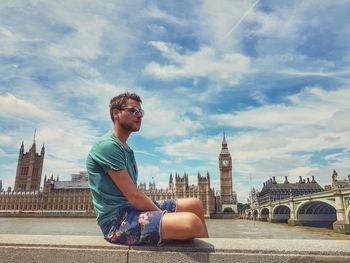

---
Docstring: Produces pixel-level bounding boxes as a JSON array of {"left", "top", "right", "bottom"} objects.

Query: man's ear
[{"left": 112, "top": 109, "right": 119, "bottom": 122}]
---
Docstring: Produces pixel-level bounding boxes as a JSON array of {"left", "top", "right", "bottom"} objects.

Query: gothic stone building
[
  {"left": 0, "top": 135, "right": 237, "bottom": 216},
  {"left": 256, "top": 175, "right": 324, "bottom": 205},
  {"left": 139, "top": 172, "right": 216, "bottom": 216},
  {"left": 0, "top": 139, "right": 94, "bottom": 214},
  {"left": 218, "top": 134, "right": 237, "bottom": 212},
  {"left": 14, "top": 140, "right": 44, "bottom": 192},
  {"left": 139, "top": 134, "right": 238, "bottom": 214},
  {"left": 331, "top": 170, "right": 350, "bottom": 189}
]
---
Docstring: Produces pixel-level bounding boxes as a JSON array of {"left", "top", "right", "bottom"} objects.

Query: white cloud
[
  {"left": 287, "top": 166, "right": 317, "bottom": 183},
  {"left": 157, "top": 136, "right": 220, "bottom": 161},
  {"left": 38, "top": 125, "right": 95, "bottom": 160},
  {"left": 43, "top": 158, "right": 84, "bottom": 181},
  {"left": 0, "top": 134, "right": 12, "bottom": 145},
  {"left": 251, "top": 5, "right": 301, "bottom": 39},
  {"left": 55, "top": 78, "right": 127, "bottom": 121},
  {"left": 251, "top": 90, "right": 268, "bottom": 105},
  {"left": 207, "top": 86, "right": 350, "bottom": 173},
  {"left": 174, "top": 83, "right": 228, "bottom": 102},
  {"left": 144, "top": 43, "right": 251, "bottom": 85},
  {"left": 294, "top": 165, "right": 347, "bottom": 189},
  {"left": 0, "top": 26, "right": 28, "bottom": 56},
  {"left": 0, "top": 162, "right": 17, "bottom": 190},
  {"left": 0, "top": 93, "right": 50, "bottom": 120},
  {"left": 146, "top": 24, "right": 166, "bottom": 34},
  {"left": 47, "top": 16, "right": 108, "bottom": 60},
  {"left": 199, "top": 0, "right": 258, "bottom": 48},
  {"left": 210, "top": 86, "right": 350, "bottom": 131},
  {"left": 0, "top": 148, "right": 6, "bottom": 157},
  {"left": 142, "top": 5, "right": 184, "bottom": 26},
  {"left": 134, "top": 150, "right": 156, "bottom": 157},
  {"left": 137, "top": 164, "right": 169, "bottom": 189},
  {"left": 209, "top": 104, "right": 329, "bottom": 128},
  {"left": 140, "top": 91, "right": 204, "bottom": 138},
  {"left": 195, "top": 0, "right": 350, "bottom": 82},
  {"left": 324, "top": 152, "right": 343, "bottom": 161}
]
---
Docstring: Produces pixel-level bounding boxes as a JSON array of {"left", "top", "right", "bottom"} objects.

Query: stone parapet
[{"left": 0, "top": 234, "right": 350, "bottom": 263}]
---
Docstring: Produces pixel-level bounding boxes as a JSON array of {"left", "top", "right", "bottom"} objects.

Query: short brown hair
[{"left": 109, "top": 92, "right": 142, "bottom": 122}]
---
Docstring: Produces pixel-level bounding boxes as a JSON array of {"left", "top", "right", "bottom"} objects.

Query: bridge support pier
[
  {"left": 333, "top": 221, "right": 350, "bottom": 234},
  {"left": 266, "top": 204, "right": 273, "bottom": 222},
  {"left": 333, "top": 189, "right": 350, "bottom": 234},
  {"left": 287, "top": 218, "right": 299, "bottom": 226}
]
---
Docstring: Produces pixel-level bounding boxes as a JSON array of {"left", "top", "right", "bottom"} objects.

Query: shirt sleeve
[{"left": 90, "top": 139, "right": 127, "bottom": 174}]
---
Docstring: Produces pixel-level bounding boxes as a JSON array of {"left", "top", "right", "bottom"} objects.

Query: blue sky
[{"left": 1, "top": 1, "right": 350, "bottom": 202}]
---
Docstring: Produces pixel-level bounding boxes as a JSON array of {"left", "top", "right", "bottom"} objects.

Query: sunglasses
[{"left": 121, "top": 107, "right": 145, "bottom": 117}]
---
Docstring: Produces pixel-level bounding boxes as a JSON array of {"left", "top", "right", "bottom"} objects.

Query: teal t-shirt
[{"left": 86, "top": 130, "right": 138, "bottom": 226}]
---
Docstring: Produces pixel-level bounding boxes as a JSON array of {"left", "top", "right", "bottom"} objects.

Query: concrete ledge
[{"left": 1, "top": 234, "right": 350, "bottom": 263}]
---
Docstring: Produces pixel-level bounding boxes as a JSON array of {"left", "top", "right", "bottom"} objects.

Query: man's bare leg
[
  {"left": 161, "top": 212, "right": 205, "bottom": 241},
  {"left": 176, "top": 198, "right": 209, "bottom": 238}
]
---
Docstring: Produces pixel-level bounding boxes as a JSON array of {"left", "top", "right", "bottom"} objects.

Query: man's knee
[
  {"left": 177, "top": 198, "right": 205, "bottom": 217},
  {"left": 183, "top": 213, "right": 203, "bottom": 236},
  {"left": 188, "top": 198, "right": 204, "bottom": 212},
  {"left": 193, "top": 198, "right": 203, "bottom": 208}
]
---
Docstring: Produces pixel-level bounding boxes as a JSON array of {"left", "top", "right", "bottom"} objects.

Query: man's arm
[{"left": 109, "top": 169, "right": 160, "bottom": 211}]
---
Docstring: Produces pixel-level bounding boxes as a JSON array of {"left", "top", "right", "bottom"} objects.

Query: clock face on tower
[{"left": 222, "top": 160, "right": 229, "bottom": 167}]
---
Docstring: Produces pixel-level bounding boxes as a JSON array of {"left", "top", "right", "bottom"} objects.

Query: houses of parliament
[{"left": 0, "top": 134, "right": 237, "bottom": 217}]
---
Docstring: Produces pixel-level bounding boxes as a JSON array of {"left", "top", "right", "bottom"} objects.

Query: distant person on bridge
[{"left": 86, "top": 92, "right": 208, "bottom": 245}]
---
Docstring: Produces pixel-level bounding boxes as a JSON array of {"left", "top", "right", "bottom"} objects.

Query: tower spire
[
  {"left": 220, "top": 132, "right": 229, "bottom": 154},
  {"left": 222, "top": 131, "right": 227, "bottom": 145},
  {"left": 30, "top": 129, "right": 37, "bottom": 153},
  {"left": 33, "top": 129, "right": 36, "bottom": 144}
]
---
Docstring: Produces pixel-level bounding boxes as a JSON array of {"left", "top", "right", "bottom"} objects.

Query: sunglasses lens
[
  {"left": 130, "top": 108, "right": 138, "bottom": 114},
  {"left": 129, "top": 108, "right": 144, "bottom": 117}
]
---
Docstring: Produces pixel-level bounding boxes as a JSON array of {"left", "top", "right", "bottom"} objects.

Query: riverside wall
[{"left": 0, "top": 234, "right": 350, "bottom": 263}]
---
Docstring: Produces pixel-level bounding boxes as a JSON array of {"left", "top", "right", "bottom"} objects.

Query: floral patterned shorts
[{"left": 101, "top": 199, "right": 176, "bottom": 246}]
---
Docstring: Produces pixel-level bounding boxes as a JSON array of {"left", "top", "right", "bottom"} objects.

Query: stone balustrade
[{"left": 1, "top": 234, "right": 350, "bottom": 262}]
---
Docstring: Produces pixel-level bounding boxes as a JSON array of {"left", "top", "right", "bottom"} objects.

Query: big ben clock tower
[{"left": 219, "top": 133, "right": 237, "bottom": 212}]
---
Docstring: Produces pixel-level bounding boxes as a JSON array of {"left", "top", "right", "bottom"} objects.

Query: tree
[
  {"left": 237, "top": 203, "right": 251, "bottom": 213},
  {"left": 223, "top": 207, "right": 234, "bottom": 213}
]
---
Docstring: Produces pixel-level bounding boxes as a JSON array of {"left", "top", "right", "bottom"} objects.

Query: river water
[{"left": 1, "top": 217, "right": 350, "bottom": 240}]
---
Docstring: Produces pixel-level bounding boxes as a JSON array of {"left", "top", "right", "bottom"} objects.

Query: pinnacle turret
[
  {"left": 220, "top": 133, "right": 230, "bottom": 155},
  {"left": 31, "top": 129, "right": 37, "bottom": 152},
  {"left": 41, "top": 144, "right": 45, "bottom": 155},
  {"left": 19, "top": 141, "right": 24, "bottom": 157}
]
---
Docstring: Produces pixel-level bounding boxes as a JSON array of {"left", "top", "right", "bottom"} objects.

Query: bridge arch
[
  {"left": 260, "top": 208, "right": 269, "bottom": 221},
  {"left": 295, "top": 200, "right": 336, "bottom": 227},
  {"left": 272, "top": 204, "right": 291, "bottom": 215},
  {"left": 272, "top": 205, "right": 290, "bottom": 223},
  {"left": 296, "top": 199, "right": 336, "bottom": 214}
]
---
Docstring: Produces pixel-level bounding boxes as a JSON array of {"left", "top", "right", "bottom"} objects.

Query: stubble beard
[{"left": 120, "top": 120, "right": 141, "bottom": 132}]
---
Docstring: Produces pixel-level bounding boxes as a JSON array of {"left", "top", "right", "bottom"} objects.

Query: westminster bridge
[{"left": 245, "top": 187, "right": 350, "bottom": 234}]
